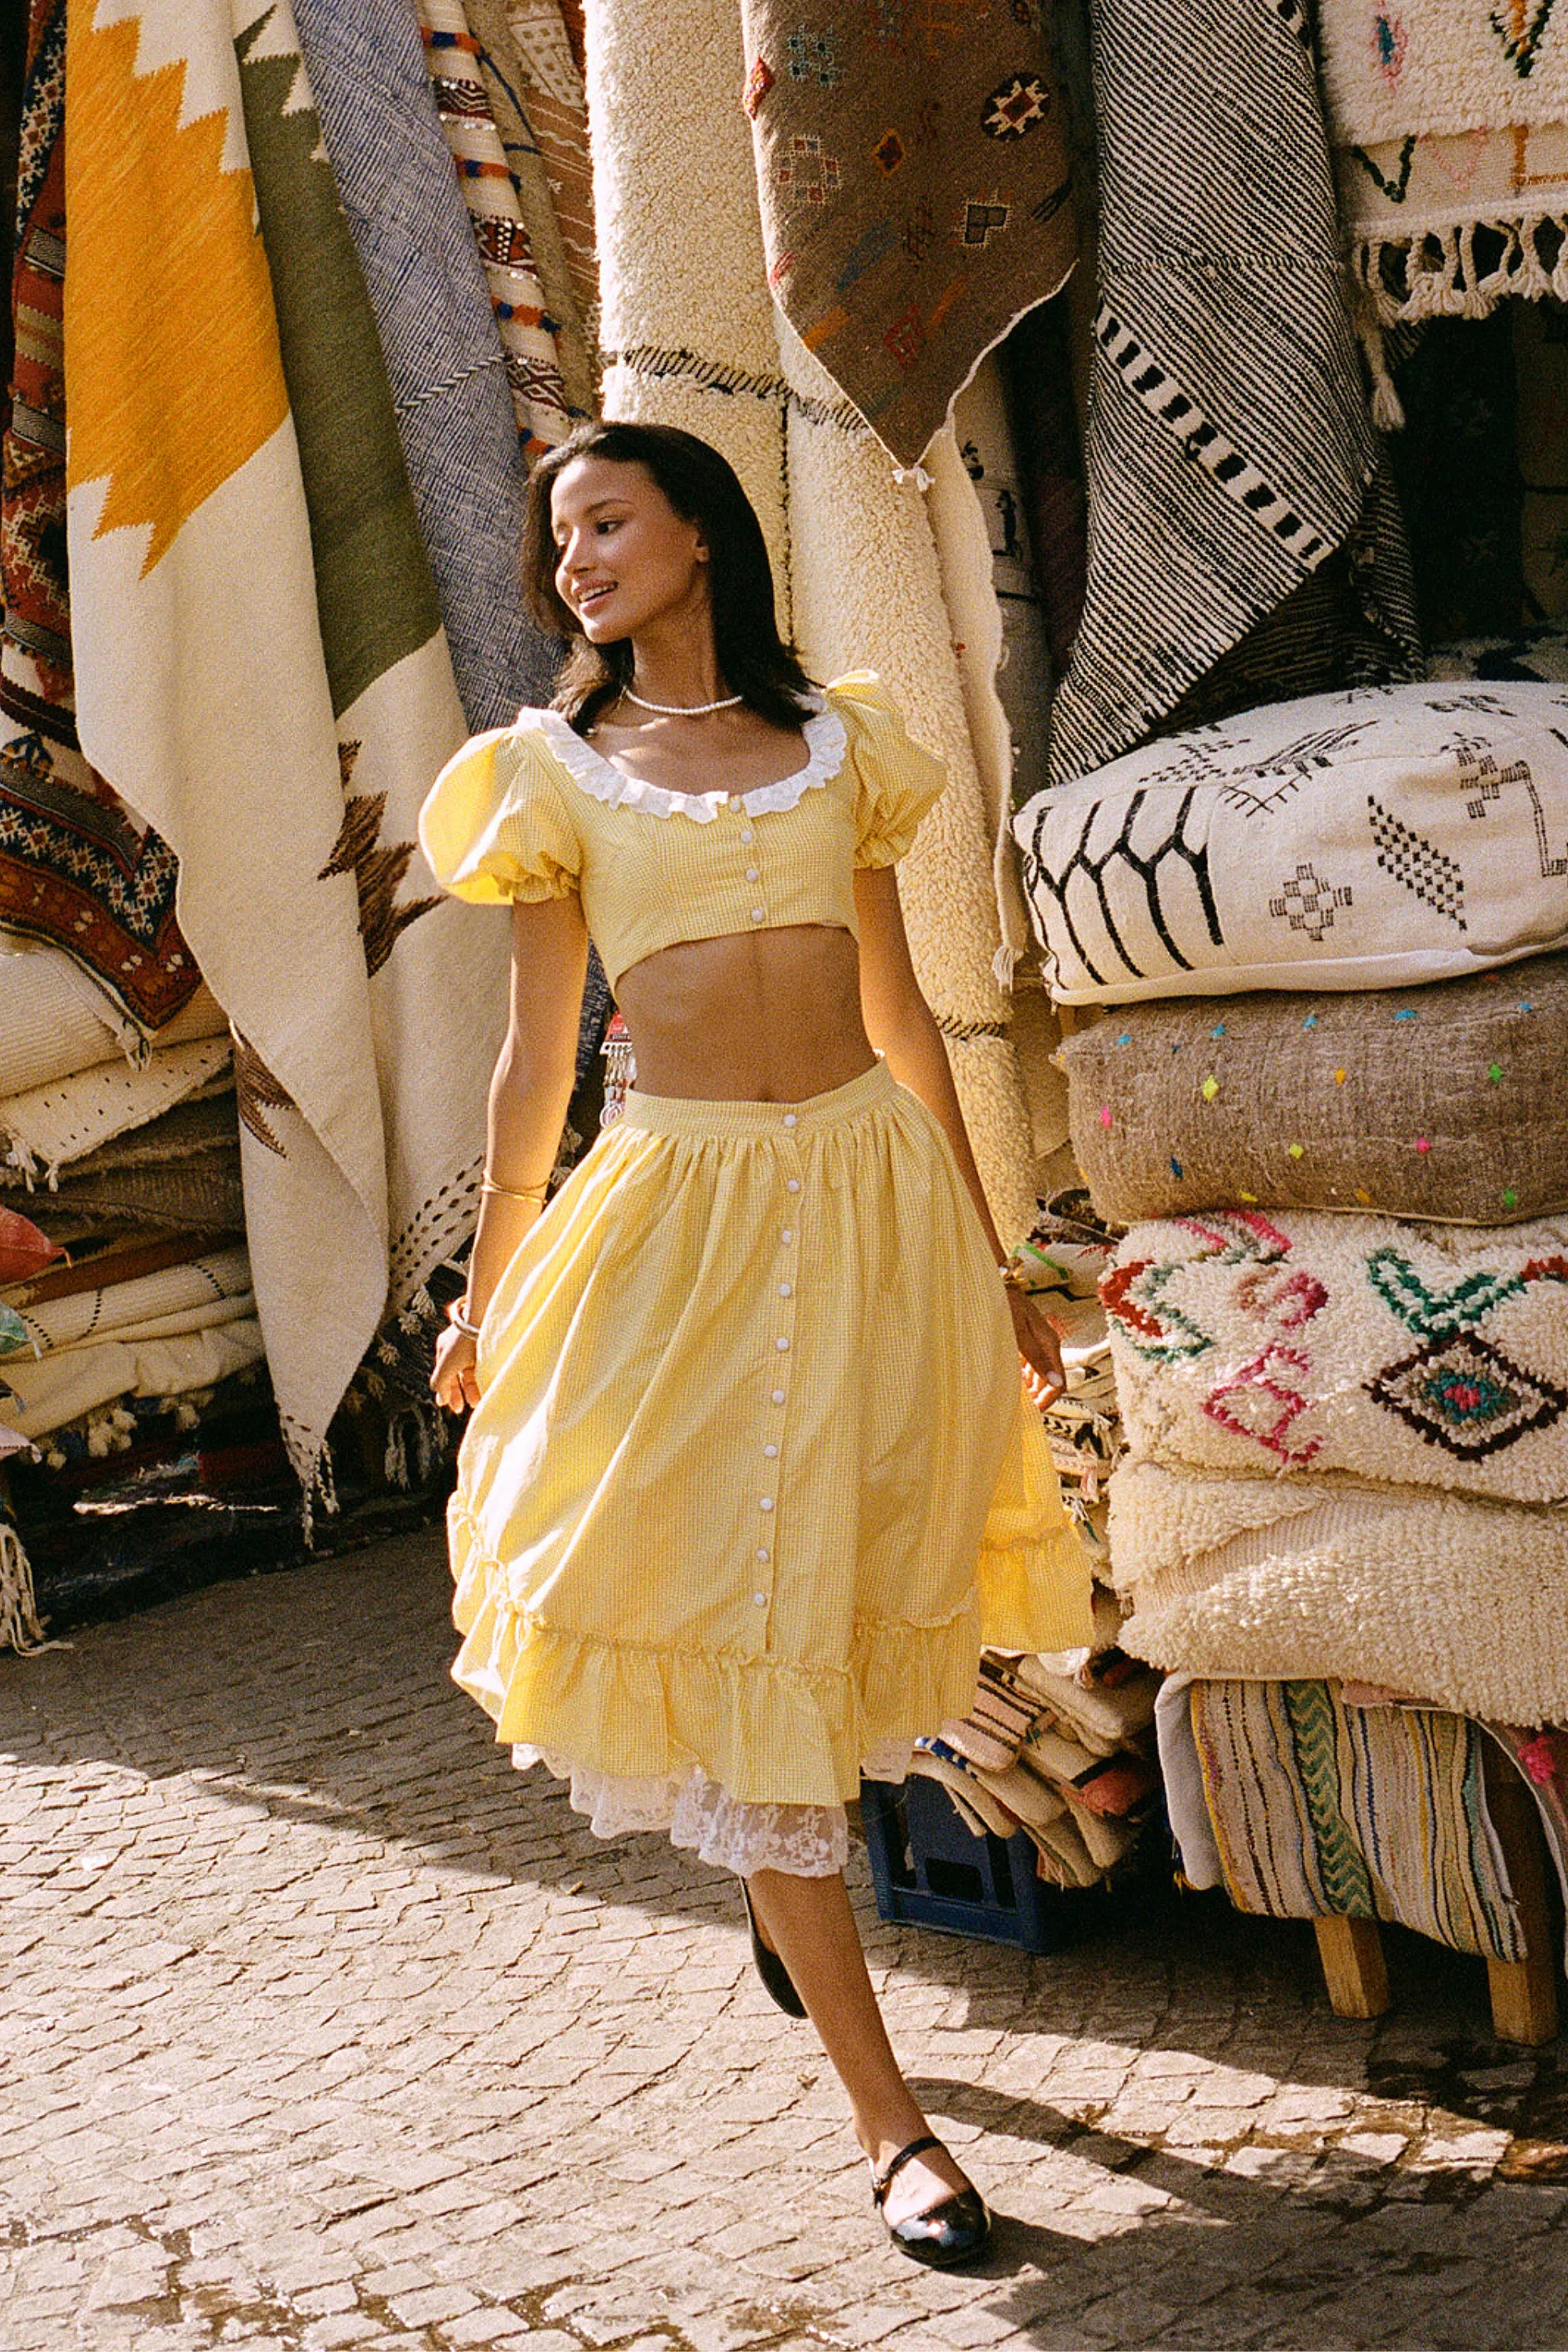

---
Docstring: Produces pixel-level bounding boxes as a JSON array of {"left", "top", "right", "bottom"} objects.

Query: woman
[{"left": 421, "top": 420, "right": 1091, "bottom": 2265}]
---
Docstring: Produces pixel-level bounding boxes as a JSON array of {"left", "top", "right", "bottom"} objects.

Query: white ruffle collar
[{"left": 527, "top": 698, "right": 848, "bottom": 823}]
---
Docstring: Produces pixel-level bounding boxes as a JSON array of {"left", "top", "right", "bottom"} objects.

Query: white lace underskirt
[{"left": 511, "top": 1740, "right": 915, "bottom": 1877}]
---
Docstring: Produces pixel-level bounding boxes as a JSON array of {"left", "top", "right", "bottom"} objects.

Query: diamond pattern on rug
[{"left": 1368, "top": 1332, "right": 1568, "bottom": 1458}]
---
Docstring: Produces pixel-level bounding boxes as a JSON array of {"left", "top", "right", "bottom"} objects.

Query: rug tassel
[{"left": 0, "top": 1524, "right": 63, "bottom": 1657}]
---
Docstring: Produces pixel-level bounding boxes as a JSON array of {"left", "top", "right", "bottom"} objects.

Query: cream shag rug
[
  {"left": 1108, "top": 1457, "right": 1568, "bottom": 1726},
  {"left": 588, "top": 0, "right": 1045, "bottom": 1240},
  {"left": 1105, "top": 1209, "right": 1568, "bottom": 1503},
  {"left": 1318, "top": 2, "right": 1568, "bottom": 387}
]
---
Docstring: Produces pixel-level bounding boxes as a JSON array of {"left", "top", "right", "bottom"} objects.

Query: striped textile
[
  {"left": 414, "top": 0, "right": 573, "bottom": 458},
  {"left": 1044, "top": 0, "right": 1420, "bottom": 789},
  {"left": 463, "top": 0, "right": 597, "bottom": 414},
  {"left": 291, "top": 0, "right": 554, "bottom": 734},
  {"left": 1190, "top": 1677, "right": 1525, "bottom": 1963}
]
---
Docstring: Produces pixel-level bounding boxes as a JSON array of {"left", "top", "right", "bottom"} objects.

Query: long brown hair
[{"left": 521, "top": 420, "right": 817, "bottom": 736}]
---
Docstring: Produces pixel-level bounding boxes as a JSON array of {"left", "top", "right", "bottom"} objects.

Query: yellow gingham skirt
[{"left": 449, "top": 1062, "right": 1092, "bottom": 1812}]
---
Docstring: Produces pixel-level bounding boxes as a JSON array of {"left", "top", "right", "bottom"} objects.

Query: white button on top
[
  {"left": 786, "top": 1178, "right": 800, "bottom": 1193},
  {"left": 775, "top": 1336, "right": 790, "bottom": 1352},
  {"left": 756, "top": 1548, "right": 770, "bottom": 1563},
  {"left": 759, "top": 1497, "right": 775, "bottom": 1512},
  {"left": 750, "top": 906, "right": 765, "bottom": 922},
  {"left": 746, "top": 866, "right": 760, "bottom": 883},
  {"left": 782, "top": 1112, "right": 798, "bottom": 1128},
  {"left": 781, "top": 1229, "right": 793, "bottom": 1245},
  {"left": 771, "top": 1388, "right": 786, "bottom": 1404},
  {"left": 741, "top": 828, "right": 754, "bottom": 844},
  {"left": 778, "top": 1282, "right": 793, "bottom": 1298},
  {"left": 764, "top": 1443, "right": 779, "bottom": 1460},
  {"left": 753, "top": 1591, "right": 768, "bottom": 1607}
]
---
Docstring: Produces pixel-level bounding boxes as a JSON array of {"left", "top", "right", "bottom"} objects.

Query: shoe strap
[{"left": 869, "top": 2133, "right": 945, "bottom": 2206}]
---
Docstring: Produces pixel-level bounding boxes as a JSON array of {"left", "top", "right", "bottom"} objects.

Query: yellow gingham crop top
[{"left": 417, "top": 672, "right": 944, "bottom": 990}]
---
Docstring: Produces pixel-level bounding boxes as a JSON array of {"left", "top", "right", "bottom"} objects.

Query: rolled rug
[
  {"left": 1106, "top": 1457, "right": 1568, "bottom": 1727},
  {"left": 1061, "top": 953, "right": 1568, "bottom": 1230},
  {"left": 1104, "top": 1208, "right": 1568, "bottom": 1503}
]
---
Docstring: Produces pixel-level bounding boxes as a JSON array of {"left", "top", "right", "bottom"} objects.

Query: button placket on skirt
[{"left": 750, "top": 1120, "right": 804, "bottom": 1645}]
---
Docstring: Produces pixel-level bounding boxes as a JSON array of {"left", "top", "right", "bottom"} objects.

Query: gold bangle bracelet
[{"left": 481, "top": 1175, "right": 550, "bottom": 1204}]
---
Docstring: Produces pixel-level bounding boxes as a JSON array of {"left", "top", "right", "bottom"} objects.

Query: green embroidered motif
[
  {"left": 1351, "top": 135, "right": 1416, "bottom": 202},
  {"left": 1490, "top": 0, "right": 1559, "bottom": 77},
  {"left": 1365, "top": 1246, "right": 1525, "bottom": 1341},
  {"left": 1283, "top": 1680, "right": 1377, "bottom": 1921}
]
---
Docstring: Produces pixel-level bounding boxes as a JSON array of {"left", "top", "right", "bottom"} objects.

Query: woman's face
[{"left": 550, "top": 456, "right": 710, "bottom": 644}]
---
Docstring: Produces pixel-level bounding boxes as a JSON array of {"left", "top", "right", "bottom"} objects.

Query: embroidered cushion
[
  {"left": 1012, "top": 681, "right": 1568, "bottom": 1004},
  {"left": 1058, "top": 953, "right": 1568, "bottom": 1229},
  {"left": 1102, "top": 1208, "right": 1568, "bottom": 1504}
]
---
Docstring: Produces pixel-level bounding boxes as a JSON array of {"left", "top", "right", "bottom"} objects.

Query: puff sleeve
[
  {"left": 417, "top": 725, "right": 583, "bottom": 906},
  {"left": 829, "top": 673, "right": 946, "bottom": 869}
]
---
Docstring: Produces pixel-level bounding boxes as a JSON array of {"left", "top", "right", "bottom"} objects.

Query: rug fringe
[
  {"left": 0, "top": 1523, "right": 60, "bottom": 1656},
  {"left": 1349, "top": 212, "right": 1568, "bottom": 336}
]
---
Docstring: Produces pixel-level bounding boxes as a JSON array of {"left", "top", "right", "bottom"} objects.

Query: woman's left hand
[{"left": 1007, "top": 1287, "right": 1066, "bottom": 1409}]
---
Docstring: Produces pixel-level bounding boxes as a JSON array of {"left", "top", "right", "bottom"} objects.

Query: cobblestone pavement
[{"left": 2, "top": 1535, "right": 1566, "bottom": 2352}]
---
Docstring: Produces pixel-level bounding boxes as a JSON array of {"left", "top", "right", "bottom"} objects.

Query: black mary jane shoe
[
  {"left": 870, "top": 2134, "right": 992, "bottom": 2269},
  {"left": 740, "top": 1883, "right": 808, "bottom": 2019}
]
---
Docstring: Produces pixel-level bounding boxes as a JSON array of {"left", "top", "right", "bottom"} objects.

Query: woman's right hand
[{"left": 431, "top": 1320, "right": 481, "bottom": 1415}]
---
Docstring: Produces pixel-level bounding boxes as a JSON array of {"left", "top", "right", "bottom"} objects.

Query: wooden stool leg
[
  {"left": 1483, "top": 1744, "right": 1560, "bottom": 2048},
  {"left": 1315, "top": 1913, "right": 1390, "bottom": 2019}
]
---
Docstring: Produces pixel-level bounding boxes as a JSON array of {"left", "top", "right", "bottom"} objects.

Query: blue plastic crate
[{"left": 860, "top": 1773, "right": 1067, "bottom": 1955}]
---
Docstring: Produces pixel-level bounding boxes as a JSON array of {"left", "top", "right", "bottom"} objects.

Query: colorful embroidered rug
[
  {"left": 1061, "top": 953, "right": 1568, "bottom": 1231},
  {"left": 64, "top": 0, "right": 442, "bottom": 1490},
  {"left": 415, "top": 0, "right": 572, "bottom": 458},
  {"left": 1319, "top": 1, "right": 1568, "bottom": 360},
  {"left": 1105, "top": 1209, "right": 1568, "bottom": 1501},
  {"left": 738, "top": 0, "right": 1077, "bottom": 471},
  {"left": 0, "top": 0, "right": 200, "bottom": 1033},
  {"left": 591, "top": 0, "right": 1044, "bottom": 1241},
  {"left": 463, "top": 0, "right": 597, "bottom": 414},
  {"left": 1043, "top": 0, "right": 1420, "bottom": 790},
  {"left": 1189, "top": 1676, "right": 1524, "bottom": 1963},
  {"left": 1107, "top": 1457, "right": 1568, "bottom": 1726},
  {"left": 1016, "top": 681, "right": 1568, "bottom": 1006}
]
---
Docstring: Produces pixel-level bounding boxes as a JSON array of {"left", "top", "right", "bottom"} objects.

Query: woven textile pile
[
  {"left": 1013, "top": 680, "right": 1568, "bottom": 1958},
  {"left": 912, "top": 1628, "right": 1161, "bottom": 1892},
  {"left": 0, "top": 0, "right": 596, "bottom": 1642}
]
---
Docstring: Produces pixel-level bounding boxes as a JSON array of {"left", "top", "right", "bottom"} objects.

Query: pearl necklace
[{"left": 622, "top": 686, "right": 744, "bottom": 716}]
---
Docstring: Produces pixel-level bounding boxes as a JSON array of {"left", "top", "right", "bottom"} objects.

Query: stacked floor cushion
[
  {"left": 1058, "top": 951, "right": 1568, "bottom": 1229},
  {"left": 1108, "top": 1458, "right": 1568, "bottom": 1727},
  {"left": 1103, "top": 1209, "right": 1568, "bottom": 1503},
  {"left": 1013, "top": 681, "right": 1568, "bottom": 1005}
]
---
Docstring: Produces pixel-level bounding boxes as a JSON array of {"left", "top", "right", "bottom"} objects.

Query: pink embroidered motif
[
  {"left": 1203, "top": 1345, "right": 1323, "bottom": 1467},
  {"left": 1235, "top": 1265, "right": 1328, "bottom": 1332},
  {"left": 1179, "top": 1209, "right": 1294, "bottom": 1263}
]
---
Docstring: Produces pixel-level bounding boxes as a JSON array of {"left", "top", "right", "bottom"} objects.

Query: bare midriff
[{"left": 614, "top": 922, "right": 876, "bottom": 1102}]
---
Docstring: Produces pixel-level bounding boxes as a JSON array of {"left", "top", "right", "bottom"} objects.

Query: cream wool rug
[
  {"left": 1319, "top": 2, "right": 1568, "bottom": 365},
  {"left": 1107, "top": 1457, "right": 1568, "bottom": 1726},
  {"left": 0, "top": 1040, "right": 231, "bottom": 1186},
  {"left": 0, "top": 1319, "right": 266, "bottom": 1444},
  {"left": 588, "top": 0, "right": 1045, "bottom": 1239},
  {"left": 1105, "top": 1210, "right": 1568, "bottom": 1504}
]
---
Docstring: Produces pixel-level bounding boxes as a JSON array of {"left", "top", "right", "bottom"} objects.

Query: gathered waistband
[{"left": 618, "top": 1058, "right": 896, "bottom": 1142}]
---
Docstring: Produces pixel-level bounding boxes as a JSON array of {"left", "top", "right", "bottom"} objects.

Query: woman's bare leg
[{"left": 744, "top": 1867, "right": 975, "bottom": 2227}]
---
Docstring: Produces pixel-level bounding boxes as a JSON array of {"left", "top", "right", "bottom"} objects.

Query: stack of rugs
[
  {"left": 1013, "top": 678, "right": 1568, "bottom": 1965},
  {"left": 0, "top": 932, "right": 267, "bottom": 1650},
  {"left": 911, "top": 1609, "right": 1163, "bottom": 1892}
]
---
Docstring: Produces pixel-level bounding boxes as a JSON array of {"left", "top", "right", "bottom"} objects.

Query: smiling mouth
[{"left": 575, "top": 584, "right": 616, "bottom": 613}]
